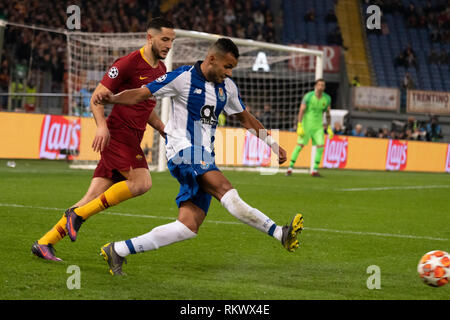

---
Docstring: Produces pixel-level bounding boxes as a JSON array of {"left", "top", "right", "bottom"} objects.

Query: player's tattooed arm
[{"left": 93, "top": 87, "right": 152, "bottom": 106}]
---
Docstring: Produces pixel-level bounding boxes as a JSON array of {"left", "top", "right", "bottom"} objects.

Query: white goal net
[{"left": 67, "top": 29, "right": 323, "bottom": 171}]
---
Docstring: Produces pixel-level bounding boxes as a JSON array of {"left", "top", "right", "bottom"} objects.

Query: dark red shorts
[{"left": 93, "top": 126, "right": 148, "bottom": 182}]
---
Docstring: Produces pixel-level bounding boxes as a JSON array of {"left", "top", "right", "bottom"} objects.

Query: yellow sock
[
  {"left": 74, "top": 181, "right": 133, "bottom": 220},
  {"left": 38, "top": 215, "right": 67, "bottom": 245}
]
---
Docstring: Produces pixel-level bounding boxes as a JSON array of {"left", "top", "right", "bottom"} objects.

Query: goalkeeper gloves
[
  {"left": 297, "top": 122, "right": 304, "bottom": 137},
  {"left": 327, "top": 125, "right": 334, "bottom": 139}
]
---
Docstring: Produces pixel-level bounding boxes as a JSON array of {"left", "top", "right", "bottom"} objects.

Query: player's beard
[{"left": 151, "top": 45, "right": 165, "bottom": 60}]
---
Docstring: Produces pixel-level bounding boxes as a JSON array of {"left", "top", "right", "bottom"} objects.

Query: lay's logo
[
  {"left": 39, "top": 115, "right": 81, "bottom": 159},
  {"left": 323, "top": 136, "right": 348, "bottom": 169},
  {"left": 386, "top": 139, "right": 407, "bottom": 171}
]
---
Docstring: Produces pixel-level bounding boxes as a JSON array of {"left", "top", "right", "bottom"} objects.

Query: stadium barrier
[
  {"left": 1, "top": 111, "right": 449, "bottom": 173},
  {"left": 0, "top": 112, "right": 154, "bottom": 161}
]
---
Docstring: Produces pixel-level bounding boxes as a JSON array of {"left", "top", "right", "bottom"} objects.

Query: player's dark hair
[
  {"left": 315, "top": 78, "right": 325, "bottom": 84},
  {"left": 213, "top": 38, "right": 240, "bottom": 59},
  {"left": 147, "top": 17, "right": 174, "bottom": 31}
]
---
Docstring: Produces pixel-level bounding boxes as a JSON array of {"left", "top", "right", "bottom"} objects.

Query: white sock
[
  {"left": 114, "top": 220, "right": 197, "bottom": 257},
  {"left": 220, "top": 189, "right": 282, "bottom": 241}
]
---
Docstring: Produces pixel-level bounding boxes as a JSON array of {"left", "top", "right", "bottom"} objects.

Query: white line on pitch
[
  {"left": 1, "top": 203, "right": 448, "bottom": 242},
  {"left": 338, "top": 185, "right": 450, "bottom": 192}
]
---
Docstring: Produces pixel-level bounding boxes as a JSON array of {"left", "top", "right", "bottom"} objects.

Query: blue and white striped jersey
[{"left": 146, "top": 61, "right": 246, "bottom": 161}]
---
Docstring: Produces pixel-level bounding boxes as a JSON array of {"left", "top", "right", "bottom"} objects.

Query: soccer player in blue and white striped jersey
[{"left": 94, "top": 38, "right": 303, "bottom": 275}]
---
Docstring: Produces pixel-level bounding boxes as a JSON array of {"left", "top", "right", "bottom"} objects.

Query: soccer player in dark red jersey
[{"left": 31, "top": 18, "right": 175, "bottom": 261}]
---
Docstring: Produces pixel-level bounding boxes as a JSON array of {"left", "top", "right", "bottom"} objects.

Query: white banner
[
  {"left": 353, "top": 86, "right": 400, "bottom": 112},
  {"left": 407, "top": 90, "right": 450, "bottom": 115}
]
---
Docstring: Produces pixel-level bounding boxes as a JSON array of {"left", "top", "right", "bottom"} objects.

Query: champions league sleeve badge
[{"left": 108, "top": 67, "right": 119, "bottom": 79}]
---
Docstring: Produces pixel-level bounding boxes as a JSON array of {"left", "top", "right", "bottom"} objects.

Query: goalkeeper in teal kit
[{"left": 286, "top": 79, "right": 333, "bottom": 177}]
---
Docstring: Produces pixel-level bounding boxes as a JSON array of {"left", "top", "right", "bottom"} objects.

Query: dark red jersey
[{"left": 100, "top": 47, "right": 166, "bottom": 134}]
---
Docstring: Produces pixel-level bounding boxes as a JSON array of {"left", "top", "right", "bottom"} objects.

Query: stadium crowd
[
  {"left": 0, "top": 0, "right": 276, "bottom": 112},
  {"left": 331, "top": 115, "right": 444, "bottom": 142},
  {"left": 365, "top": 0, "right": 450, "bottom": 67}
]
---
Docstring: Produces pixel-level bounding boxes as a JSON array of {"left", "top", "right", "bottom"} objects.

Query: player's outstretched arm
[
  {"left": 236, "top": 109, "right": 287, "bottom": 164},
  {"left": 93, "top": 87, "right": 152, "bottom": 106}
]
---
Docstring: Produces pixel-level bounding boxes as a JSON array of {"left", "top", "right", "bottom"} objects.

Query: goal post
[{"left": 66, "top": 29, "right": 323, "bottom": 172}]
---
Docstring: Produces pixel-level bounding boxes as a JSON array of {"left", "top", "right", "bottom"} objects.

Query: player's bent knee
[
  {"left": 128, "top": 180, "right": 152, "bottom": 196},
  {"left": 219, "top": 181, "right": 233, "bottom": 197}
]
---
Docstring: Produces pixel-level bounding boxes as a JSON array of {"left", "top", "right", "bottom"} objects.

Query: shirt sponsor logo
[
  {"left": 108, "top": 67, "right": 119, "bottom": 79},
  {"left": 323, "top": 136, "right": 348, "bottom": 169},
  {"left": 386, "top": 139, "right": 408, "bottom": 171},
  {"left": 200, "top": 105, "right": 218, "bottom": 126},
  {"left": 39, "top": 115, "right": 81, "bottom": 160}
]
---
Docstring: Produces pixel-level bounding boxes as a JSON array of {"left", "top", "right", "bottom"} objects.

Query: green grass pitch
[{"left": 0, "top": 159, "right": 449, "bottom": 300}]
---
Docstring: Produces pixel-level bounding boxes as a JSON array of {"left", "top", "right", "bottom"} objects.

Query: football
[{"left": 417, "top": 250, "right": 450, "bottom": 287}]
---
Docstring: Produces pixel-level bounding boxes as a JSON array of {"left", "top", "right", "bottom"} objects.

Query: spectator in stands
[
  {"left": 378, "top": 125, "right": 390, "bottom": 139},
  {"left": 426, "top": 116, "right": 443, "bottom": 142},
  {"left": 440, "top": 50, "right": 449, "bottom": 65},
  {"left": 0, "top": 59, "right": 9, "bottom": 109},
  {"left": 366, "top": 126, "right": 377, "bottom": 138},
  {"left": 430, "top": 24, "right": 441, "bottom": 43},
  {"left": 403, "top": 44, "right": 417, "bottom": 68},
  {"left": 394, "top": 52, "right": 407, "bottom": 67},
  {"left": 253, "top": 108, "right": 262, "bottom": 124},
  {"left": 381, "top": 20, "right": 390, "bottom": 35},
  {"left": 402, "top": 73, "right": 415, "bottom": 90},
  {"left": 327, "top": 26, "right": 343, "bottom": 46},
  {"left": 261, "top": 103, "right": 274, "bottom": 129},
  {"left": 404, "top": 2, "right": 418, "bottom": 28},
  {"left": 405, "top": 116, "right": 417, "bottom": 132},
  {"left": 24, "top": 78, "right": 37, "bottom": 113},
  {"left": 253, "top": 9, "right": 265, "bottom": 27},
  {"left": 351, "top": 76, "right": 360, "bottom": 87},
  {"left": 423, "top": 0, "right": 434, "bottom": 16},
  {"left": 333, "top": 121, "right": 344, "bottom": 135},
  {"left": 351, "top": 124, "right": 365, "bottom": 137},
  {"left": 411, "top": 126, "right": 427, "bottom": 141},
  {"left": 304, "top": 8, "right": 315, "bottom": 22},
  {"left": 325, "top": 9, "right": 337, "bottom": 23},
  {"left": 224, "top": 8, "right": 236, "bottom": 25}
]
